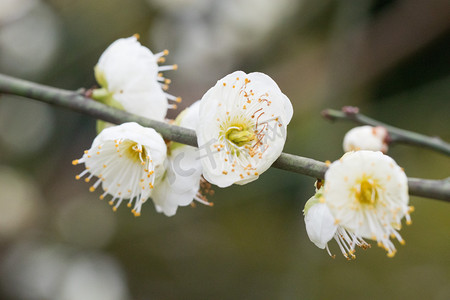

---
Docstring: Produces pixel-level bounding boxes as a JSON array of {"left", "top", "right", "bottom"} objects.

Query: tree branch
[
  {"left": 322, "top": 106, "right": 450, "bottom": 156},
  {"left": 0, "top": 73, "right": 448, "bottom": 202}
]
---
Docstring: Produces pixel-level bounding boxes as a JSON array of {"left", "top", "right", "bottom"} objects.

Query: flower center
[
  {"left": 356, "top": 179, "right": 378, "bottom": 205},
  {"left": 225, "top": 125, "right": 255, "bottom": 147},
  {"left": 122, "top": 141, "right": 148, "bottom": 163}
]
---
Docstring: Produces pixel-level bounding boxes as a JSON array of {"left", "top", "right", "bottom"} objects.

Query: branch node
[{"left": 342, "top": 106, "right": 359, "bottom": 115}]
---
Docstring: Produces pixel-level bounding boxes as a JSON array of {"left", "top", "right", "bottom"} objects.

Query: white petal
[
  {"left": 113, "top": 84, "right": 168, "bottom": 121},
  {"left": 304, "top": 203, "right": 337, "bottom": 249},
  {"left": 197, "top": 71, "right": 293, "bottom": 187},
  {"left": 343, "top": 126, "right": 388, "bottom": 153},
  {"left": 74, "top": 122, "right": 167, "bottom": 216},
  {"left": 94, "top": 36, "right": 171, "bottom": 121},
  {"left": 323, "top": 150, "right": 409, "bottom": 254},
  {"left": 179, "top": 100, "right": 201, "bottom": 130},
  {"left": 96, "top": 36, "right": 158, "bottom": 88}
]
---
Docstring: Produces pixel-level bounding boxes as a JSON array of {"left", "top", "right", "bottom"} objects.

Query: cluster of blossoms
[
  {"left": 73, "top": 35, "right": 292, "bottom": 217},
  {"left": 304, "top": 130, "right": 413, "bottom": 259},
  {"left": 73, "top": 36, "right": 414, "bottom": 260}
]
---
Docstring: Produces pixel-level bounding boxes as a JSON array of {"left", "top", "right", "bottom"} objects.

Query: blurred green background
[{"left": 0, "top": 0, "right": 449, "bottom": 299}]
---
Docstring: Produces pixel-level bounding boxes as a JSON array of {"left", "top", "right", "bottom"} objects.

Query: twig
[
  {"left": 0, "top": 73, "right": 448, "bottom": 202},
  {"left": 322, "top": 106, "right": 450, "bottom": 156}
]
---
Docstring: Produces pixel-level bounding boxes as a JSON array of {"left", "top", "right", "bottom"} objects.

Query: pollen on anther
[
  {"left": 223, "top": 83, "right": 226, "bottom": 86},
  {"left": 72, "top": 160, "right": 79, "bottom": 165},
  {"left": 89, "top": 186, "right": 95, "bottom": 192},
  {"left": 222, "top": 171, "right": 228, "bottom": 175}
]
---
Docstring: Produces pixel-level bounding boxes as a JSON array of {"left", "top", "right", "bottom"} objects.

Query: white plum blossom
[
  {"left": 343, "top": 125, "right": 389, "bottom": 153},
  {"left": 72, "top": 122, "right": 167, "bottom": 216},
  {"left": 304, "top": 181, "right": 370, "bottom": 259},
  {"left": 151, "top": 101, "right": 212, "bottom": 216},
  {"left": 323, "top": 151, "right": 413, "bottom": 257},
  {"left": 93, "top": 35, "right": 180, "bottom": 121},
  {"left": 196, "top": 71, "right": 293, "bottom": 187},
  {"left": 304, "top": 198, "right": 336, "bottom": 250}
]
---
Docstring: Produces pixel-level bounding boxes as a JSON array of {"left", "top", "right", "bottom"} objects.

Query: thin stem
[
  {"left": 0, "top": 73, "right": 448, "bottom": 202},
  {"left": 322, "top": 106, "right": 450, "bottom": 156}
]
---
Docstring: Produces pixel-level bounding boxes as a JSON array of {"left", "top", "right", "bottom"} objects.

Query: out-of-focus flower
[
  {"left": 0, "top": 0, "right": 38, "bottom": 24},
  {"left": 1, "top": 241, "right": 130, "bottom": 300},
  {"left": 0, "top": 0, "right": 61, "bottom": 77},
  {"left": 343, "top": 125, "right": 389, "bottom": 153},
  {"left": 152, "top": 101, "right": 212, "bottom": 216},
  {"left": 93, "top": 35, "right": 180, "bottom": 122},
  {"left": 72, "top": 122, "right": 166, "bottom": 216},
  {"left": 1, "top": 240, "right": 69, "bottom": 300},
  {"left": 0, "top": 166, "right": 43, "bottom": 239},
  {"left": 148, "top": 0, "right": 300, "bottom": 81},
  {"left": 55, "top": 253, "right": 129, "bottom": 300},
  {"left": 323, "top": 151, "right": 412, "bottom": 257},
  {"left": 197, "top": 71, "right": 293, "bottom": 187},
  {"left": 303, "top": 180, "right": 369, "bottom": 259},
  {"left": 0, "top": 96, "right": 54, "bottom": 157}
]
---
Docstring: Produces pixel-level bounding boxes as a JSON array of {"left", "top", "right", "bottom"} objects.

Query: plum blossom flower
[
  {"left": 304, "top": 180, "right": 370, "bottom": 260},
  {"left": 151, "top": 101, "right": 212, "bottom": 216},
  {"left": 93, "top": 35, "right": 180, "bottom": 122},
  {"left": 343, "top": 125, "right": 389, "bottom": 153},
  {"left": 323, "top": 151, "right": 413, "bottom": 257},
  {"left": 72, "top": 122, "right": 166, "bottom": 216},
  {"left": 196, "top": 71, "right": 293, "bottom": 187}
]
